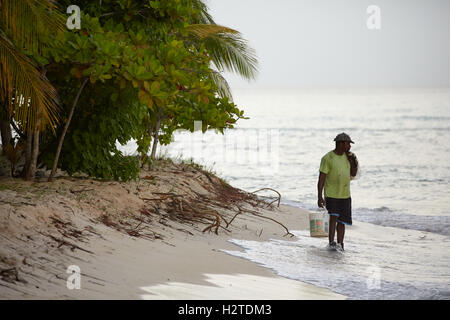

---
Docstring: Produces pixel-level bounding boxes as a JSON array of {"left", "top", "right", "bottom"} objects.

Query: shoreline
[
  {"left": 137, "top": 203, "right": 345, "bottom": 300},
  {"left": 0, "top": 160, "right": 345, "bottom": 300}
]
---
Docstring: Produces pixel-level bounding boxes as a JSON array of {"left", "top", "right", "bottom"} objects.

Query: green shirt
[{"left": 319, "top": 150, "right": 351, "bottom": 199}]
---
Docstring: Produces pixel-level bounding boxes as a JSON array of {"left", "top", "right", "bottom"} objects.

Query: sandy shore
[{"left": 0, "top": 160, "right": 344, "bottom": 299}]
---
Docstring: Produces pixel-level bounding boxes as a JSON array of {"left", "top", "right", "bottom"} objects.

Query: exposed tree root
[
  {"left": 83, "top": 162, "right": 291, "bottom": 239},
  {"left": 236, "top": 205, "right": 294, "bottom": 238},
  {"left": 134, "top": 166, "right": 291, "bottom": 237},
  {"left": 251, "top": 188, "right": 281, "bottom": 208}
]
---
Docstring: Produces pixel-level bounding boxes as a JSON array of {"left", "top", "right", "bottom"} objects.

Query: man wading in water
[{"left": 317, "top": 133, "right": 358, "bottom": 252}]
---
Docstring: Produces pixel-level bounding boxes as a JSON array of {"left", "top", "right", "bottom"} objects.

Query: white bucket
[{"left": 309, "top": 209, "right": 329, "bottom": 237}]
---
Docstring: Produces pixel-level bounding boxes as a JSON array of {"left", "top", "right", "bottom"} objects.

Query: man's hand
[
  {"left": 346, "top": 151, "right": 356, "bottom": 164},
  {"left": 318, "top": 197, "right": 325, "bottom": 208}
]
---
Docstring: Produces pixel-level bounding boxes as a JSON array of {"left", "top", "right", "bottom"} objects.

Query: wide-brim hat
[{"left": 334, "top": 132, "right": 355, "bottom": 144}]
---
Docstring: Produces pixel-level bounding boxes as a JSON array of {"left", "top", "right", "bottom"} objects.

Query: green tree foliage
[
  {"left": 15, "top": 0, "right": 257, "bottom": 181},
  {"left": 41, "top": 80, "right": 145, "bottom": 181}
]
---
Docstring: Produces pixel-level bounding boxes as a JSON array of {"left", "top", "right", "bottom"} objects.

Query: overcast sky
[{"left": 206, "top": 0, "right": 450, "bottom": 89}]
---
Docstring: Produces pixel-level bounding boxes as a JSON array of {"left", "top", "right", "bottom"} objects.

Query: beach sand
[{"left": 0, "top": 160, "right": 344, "bottom": 299}]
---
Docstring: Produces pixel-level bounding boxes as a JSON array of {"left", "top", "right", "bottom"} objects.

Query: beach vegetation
[{"left": 0, "top": 0, "right": 258, "bottom": 182}]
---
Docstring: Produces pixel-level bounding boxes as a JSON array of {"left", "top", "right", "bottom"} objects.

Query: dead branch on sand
[{"left": 250, "top": 188, "right": 281, "bottom": 208}]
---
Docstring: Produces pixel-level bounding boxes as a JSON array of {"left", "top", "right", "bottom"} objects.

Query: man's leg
[
  {"left": 328, "top": 215, "right": 338, "bottom": 244},
  {"left": 336, "top": 222, "right": 345, "bottom": 247}
]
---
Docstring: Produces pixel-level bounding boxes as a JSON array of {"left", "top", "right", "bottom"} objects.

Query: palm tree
[
  {"left": 147, "top": 1, "right": 259, "bottom": 160},
  {"left": 0, "top": 0, "right": 64, "bottom": 179},
  {"left": 186, "top": 23, "right": 258, "bottom": 99},
  {"left": 188, "top": 0, "right": 258, "bottom": 99}
]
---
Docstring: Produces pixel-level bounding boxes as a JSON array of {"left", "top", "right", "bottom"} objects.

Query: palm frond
[
  {"left": 191, "top": 0, "right": 215, "bottom": 24},
  {"left": 186, "top": 24, "right": 238, "bottom": 39},
  {"left": 0, "top": 30, "right": 59, "bottom": 132},
  {"left": 187, "top": 24, "right": 259, "bottom": 80},
  {"left": 0, "top": 0, "right": 65, "bottom": 54},
  {"left": 204, "top": 31, "right": 258, "bottom": 80},
  {"left": 208, "top": 69, "right": 233, "bottom": 101}
]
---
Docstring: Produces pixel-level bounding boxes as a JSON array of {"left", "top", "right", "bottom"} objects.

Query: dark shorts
[{"left": 325, "top": 197, "right": 352, "bottom": 225}]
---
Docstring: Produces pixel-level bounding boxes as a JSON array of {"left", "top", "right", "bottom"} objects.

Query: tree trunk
[
  {"left": 48, "top": 78, "right": 88, "bottom": 182},
  {"left": 150, "top": 108, "right": 161, "bottom": 160},
  {"left": 0, "top": 120, "right": 12, "bottom": 153},
  {"left": 26, "top": 67, "right": 49, "bottom": 181},
  {"left": 26, "top": 108, "right": 41, "bottom": 181},
  {"left": 23, "top": 130, "right": 32, "bottom": 178},
  {"left": 0, "top": 119, "right": 12, "bottom": 178},
  {"left": 141, "top": 125, "right": 153, "bottom": 168}
]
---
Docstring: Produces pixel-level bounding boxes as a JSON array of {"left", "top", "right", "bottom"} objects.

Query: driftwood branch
[
  {"left": 237, "top": 205, "right": 294, "bottom": 237},
  {"left": 250, "top": 188, "right": 281, "bottom": 207}
]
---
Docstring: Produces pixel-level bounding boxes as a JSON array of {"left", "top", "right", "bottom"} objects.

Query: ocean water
[{"left": 120, "top": 87, "right": 450, "bottom": 299}]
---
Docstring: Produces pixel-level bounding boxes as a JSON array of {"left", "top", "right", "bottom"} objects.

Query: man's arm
[
  {"left": 317, "top": 172, "right": 326, "bottom": 208},
  {"left": 347, "top": 152, "right": 358, "bottom": 177}
]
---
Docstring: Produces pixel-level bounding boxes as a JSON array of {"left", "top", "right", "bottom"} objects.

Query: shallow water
[{"left": 225, "top": 222, "right": 450, "bottom": 300}]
